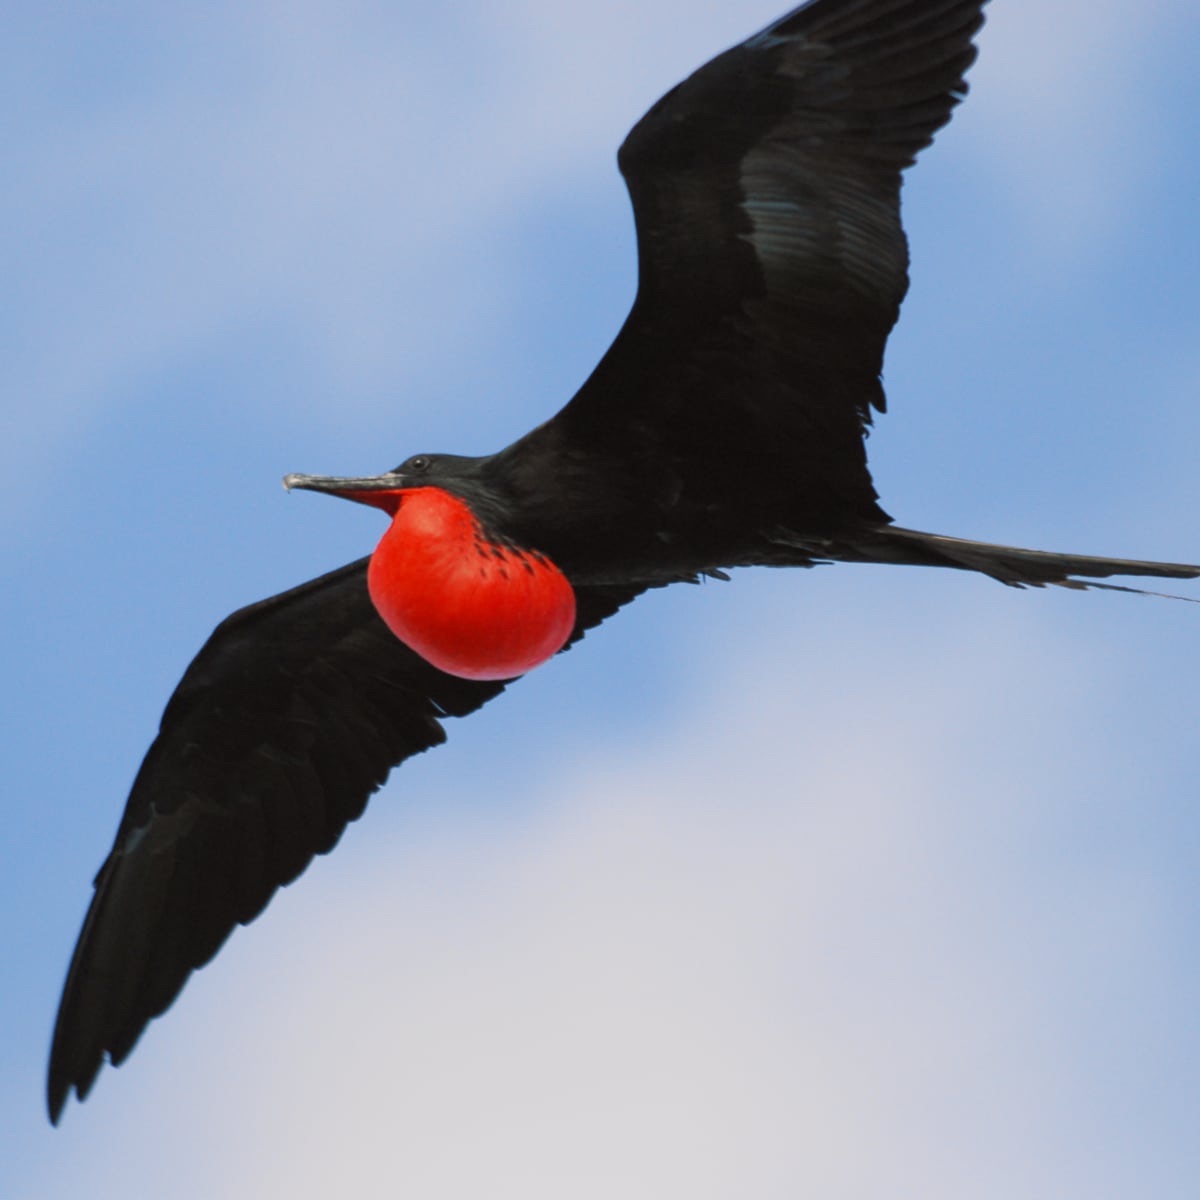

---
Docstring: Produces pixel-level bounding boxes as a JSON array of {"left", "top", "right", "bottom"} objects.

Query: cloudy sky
[{"left": 5, "top": 1, "right": 1199, "bottom": 1195}]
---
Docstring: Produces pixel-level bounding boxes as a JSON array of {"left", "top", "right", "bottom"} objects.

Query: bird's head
[{"left": 283, "top": 452, "right": 489, "bottom": 515}]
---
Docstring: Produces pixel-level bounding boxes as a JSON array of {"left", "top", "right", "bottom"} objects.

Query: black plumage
[{"left": 48, "top": 0, "right": 1198, "bottom": 1123}]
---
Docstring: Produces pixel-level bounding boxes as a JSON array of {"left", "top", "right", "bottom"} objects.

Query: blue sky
[{"left": 5, "top": 1, "right": 1200, "bottom": 1195}]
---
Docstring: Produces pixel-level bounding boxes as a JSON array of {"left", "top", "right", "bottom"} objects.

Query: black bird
[{"left": 48, "top": 0, "right": 1198, "bottom": 1123}]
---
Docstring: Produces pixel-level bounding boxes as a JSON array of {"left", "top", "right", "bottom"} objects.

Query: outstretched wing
[
  {"left": 48, "top": 559, "right": 639, "bottom": 1122},
  {"left": 540, "top": 0, "right": 987, "bottom": 524}
]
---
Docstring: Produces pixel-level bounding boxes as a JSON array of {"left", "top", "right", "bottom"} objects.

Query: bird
[{"left": 47, "top": 0, "right": 1198, "bottom": 1124}]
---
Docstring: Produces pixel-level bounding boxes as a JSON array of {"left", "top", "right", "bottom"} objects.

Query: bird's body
[{"left": 48, "top": 0, "right": 1198, "bottom": 1123}]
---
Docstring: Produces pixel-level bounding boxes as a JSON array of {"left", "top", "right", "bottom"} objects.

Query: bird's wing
[
  {"left": 48, "top": 559, "right": 640, "bottom": 1122},
  {"left": 543, "top": 0, "right": 986, "bottom": 522}
]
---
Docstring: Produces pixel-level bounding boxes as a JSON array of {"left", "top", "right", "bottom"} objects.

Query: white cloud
[
  {"left": 42, "top": 582, "right": 1194, "bottom": 1197},
  {"left": 4, "top": 3, "right": 792, "bottom": 518}
]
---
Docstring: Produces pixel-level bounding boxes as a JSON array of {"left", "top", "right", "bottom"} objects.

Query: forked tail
[{"left": 833, "top": 524, "right": 1200, "bottom": 596}]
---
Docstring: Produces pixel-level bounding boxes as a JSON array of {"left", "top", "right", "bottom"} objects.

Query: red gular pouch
[{"left": 360, "top": 486, "right": 577, "bottom": 681}]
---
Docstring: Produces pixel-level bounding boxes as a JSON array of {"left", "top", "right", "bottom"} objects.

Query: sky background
[{"left": 4, "top": 1, "right": 1200, "bottom": 1195}]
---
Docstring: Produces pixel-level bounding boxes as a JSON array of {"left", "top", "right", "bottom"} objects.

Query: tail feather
[{"left": 817, "top": 524, "right": 1200, "bottom": 595}]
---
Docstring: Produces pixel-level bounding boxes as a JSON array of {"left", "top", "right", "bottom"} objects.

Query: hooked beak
[{"left": 282, "top": 471, "right": 411, "bottom": 513}]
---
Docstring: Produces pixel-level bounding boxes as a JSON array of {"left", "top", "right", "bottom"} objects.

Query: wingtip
[
  {"left": 47, "top": 1004, "right": 73, "bottom": 1125},
  {"left": 47, "top": 1055, "right": 103, "bottom": 1126},
  {"left": 46, "top": 1075, "right": 68, "bottom": 1127},
  {"left": 47, "top": 999, "right": 105, "bottom": 1127}
]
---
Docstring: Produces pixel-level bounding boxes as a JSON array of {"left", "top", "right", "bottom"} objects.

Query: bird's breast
[{"left": 366, "top": 488, "right": 577, "bottom": 681}]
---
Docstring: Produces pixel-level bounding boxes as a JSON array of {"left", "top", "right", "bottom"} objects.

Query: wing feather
[
  {"left": 48, "top": 558, "right": 638, "bottom": 1121},
  {"left": 539, "top": 0, "right": 986, "bottom": 526}
]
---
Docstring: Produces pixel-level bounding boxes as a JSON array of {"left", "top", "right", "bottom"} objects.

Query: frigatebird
[{"left": 47, "top": 0, "right": 1199, "bottom": 1123}]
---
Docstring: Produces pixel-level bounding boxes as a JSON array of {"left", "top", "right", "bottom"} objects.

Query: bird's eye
[{"left": 405, "top": 455, "right": 431, "bottom": 473}]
